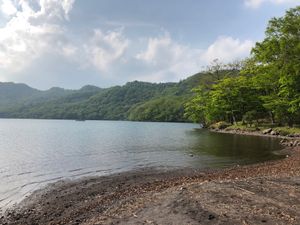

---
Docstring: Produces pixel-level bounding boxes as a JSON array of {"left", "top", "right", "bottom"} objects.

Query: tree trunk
[
  {"left": 269, "top": 111, "right": 275, "bottom": 124},
  {"left": 232, "top": 112, "right": 236, "bottom": 125},
  {"left": 287, "top": 117, "right": 293, "bottom": 128}
]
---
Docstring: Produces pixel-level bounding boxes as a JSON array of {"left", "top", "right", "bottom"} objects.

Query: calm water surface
[{"left": 0, "top": 119, "right": 283, "bottom": 208}]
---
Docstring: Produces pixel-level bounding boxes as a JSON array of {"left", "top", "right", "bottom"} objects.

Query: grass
[{"left": 273, "top": 127, "right": 300, "bottom": 136}]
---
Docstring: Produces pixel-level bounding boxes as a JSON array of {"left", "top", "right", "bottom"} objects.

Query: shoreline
[
  {"left": 1, "top": 145, "right": 300, "bottom": 225},
  {"left": 210, "top": 127, "right": 300, "bottom": 147}
]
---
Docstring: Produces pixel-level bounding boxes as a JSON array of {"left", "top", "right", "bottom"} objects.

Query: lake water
[{"left": 0, "top": 119, "right": 283, "bottom": 209}]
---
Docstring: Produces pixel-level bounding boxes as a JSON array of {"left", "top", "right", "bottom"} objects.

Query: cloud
[
  {"left": 136, "top": 34, "right": 187, "bottom": 67},
  {"left": 0, "top": 0, "right": 75, "bottom": 73},
  {"left": 0, "top": 1, "right": 255, "bottom": 88},
  {"left": 0, "top": 0, "right": 129, "bottom": 81},
  {"left": 201, "top": 36, "right": 254, "bottom": 64},
  {"left": 1, "top": 0, "right": 17, "bottom": 16},
  {"left": 135, "top": 33, "right": 202, "bottom": 82},
  {"left": 35, "top": 0, "right": 75, "bottom": 21},
  {"left": 135, "top": 34, "right": 254, "bottom": 83},
  {"left": 84, "top": 29, "right": 129, "bottom": 72},
  {"left": 244, "top": 0, "right": 300, "bottom": 8}
]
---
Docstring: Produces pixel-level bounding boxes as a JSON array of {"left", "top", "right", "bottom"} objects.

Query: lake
[{"left": 0, "top": 119, "right": 282, "bottom": 209}]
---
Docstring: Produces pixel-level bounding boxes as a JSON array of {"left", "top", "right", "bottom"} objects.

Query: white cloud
[
  {"left": 244, "top": 0, "right": 300, "bottom": 8},
  {"left": 136, "top": 34, "right": 187, "bottom": 68},
  {"left": 0, "top": 0, "right": 75, "bottom": 72},
  {"left": 61, "top": 44, "right": 77, "bottom": 58},
  {"left": 1, "top": 0, "right": 17, "bottom": 16},
  {"left": 35, "top": 0, "right": 75, "bottom": 21},
  {"left": 135, "top": 34, "right": 254, "bottom": 83},
  {"left": 0, "top": 1, "right": 255, "bottom": 87},
  {"left": 201, "top": 36, "right": 254, "bottom": 64},
  {"left": 84, "top": 29, "right": 129, "bottom": 72},
  {"left": 0, "top": 0, "right": 129, "bottom": 78},
  {"left": 135, "top": 34, "right": 202, "bottom": 82}
]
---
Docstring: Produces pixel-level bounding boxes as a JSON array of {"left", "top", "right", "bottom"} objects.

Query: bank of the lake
[{"left": 1, "top": 144, "right": 299, "bottom": 225}]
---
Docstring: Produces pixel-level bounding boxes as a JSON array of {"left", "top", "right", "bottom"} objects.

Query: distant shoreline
[
  {"left": 0, "top": 117, "right": 193, "bottom": 124},
  {"left": 1, "top": 145, "right": 299, "bottom": 224}
]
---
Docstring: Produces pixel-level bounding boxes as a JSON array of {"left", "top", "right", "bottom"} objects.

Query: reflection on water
[
  {"left": 187, "top": 129, "right": 282, "bottom": 166},
  {"left": 0, "top": 119, "right": 282, "bottom": 208}
]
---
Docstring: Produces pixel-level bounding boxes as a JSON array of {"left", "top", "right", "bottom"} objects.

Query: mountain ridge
[{"left": 0, "top": 71, "right": 231, "bottom": 122}]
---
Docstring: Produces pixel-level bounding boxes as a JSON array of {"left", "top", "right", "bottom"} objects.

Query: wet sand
[{"left": 1, "top": 146, "right": 300, "bottom": 225}]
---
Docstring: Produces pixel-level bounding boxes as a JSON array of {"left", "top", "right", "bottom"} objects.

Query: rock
[
  {"left": 262, "top": 128, "right": 272, "bottom": 134},
  {"left": 293, "top": 140, "right": 299, "bottom": 147},
  {"left": 208, "top": 214, "right": 216, "bottom": 220},
  {"left": 189, "top": 154, "right": 194, "bottom": 157},
  {"left": 180, "top": 187, "right": 187, "bottom": 191},
  {"left": 280, "top": 139, "right": 286, "bottom": 143},
  {"left": 270, "top": 130, "right": 279, "bottom": 135}
]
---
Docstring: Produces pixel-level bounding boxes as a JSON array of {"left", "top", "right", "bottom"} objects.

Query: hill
[{"left": 0, "top": 71, "right": 232, "bottom": 122}]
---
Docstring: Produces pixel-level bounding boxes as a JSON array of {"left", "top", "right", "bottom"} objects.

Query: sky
[{"left": 0, "top": 0, "right": 299, "bottom": 89}]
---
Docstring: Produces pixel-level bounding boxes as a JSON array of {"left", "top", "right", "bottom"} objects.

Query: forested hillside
[{"left": 0, "top": 71, "right": 231, "bottom": 122}]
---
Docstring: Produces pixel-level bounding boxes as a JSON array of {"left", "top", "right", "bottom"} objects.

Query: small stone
[
  {"left": 180, "top": 187, "right": 187, "bottom": 191},
  {"left": 208, "top": 214, "right": 216, "bottom": 220}
]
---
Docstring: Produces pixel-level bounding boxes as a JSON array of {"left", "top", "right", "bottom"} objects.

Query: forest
[
  {"left": 185, "top": 6, "right": 300, "bottom": 129},
  {"left": 0, "top": 73, "right": 215, "bottom": 122}
]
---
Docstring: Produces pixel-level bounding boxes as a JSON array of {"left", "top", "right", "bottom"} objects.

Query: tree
[
  {"left": 184, "top": 75, "right": 263, "bottom": 126},
  {"left": 209, "top": 76, "right": 262, "bottom": 124},
  {"left": 245, "top": 6, "right": 300, "bottom": 126},
  {"left": 184, "top": 86, "right": 210, "bottom": 126},
  {"left": 206, "top": 58, "right": 225, "bottom": 81}
]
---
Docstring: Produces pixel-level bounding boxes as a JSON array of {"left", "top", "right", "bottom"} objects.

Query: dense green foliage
[
  {"left": 128, "top": 96, "right": 186, "bottom": 122},
  {"left": 185, "top": 6, "right": 300, "bottom": 127},
  {"left": 0, "top": 72, "right": 220, "bottom": 122}
]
